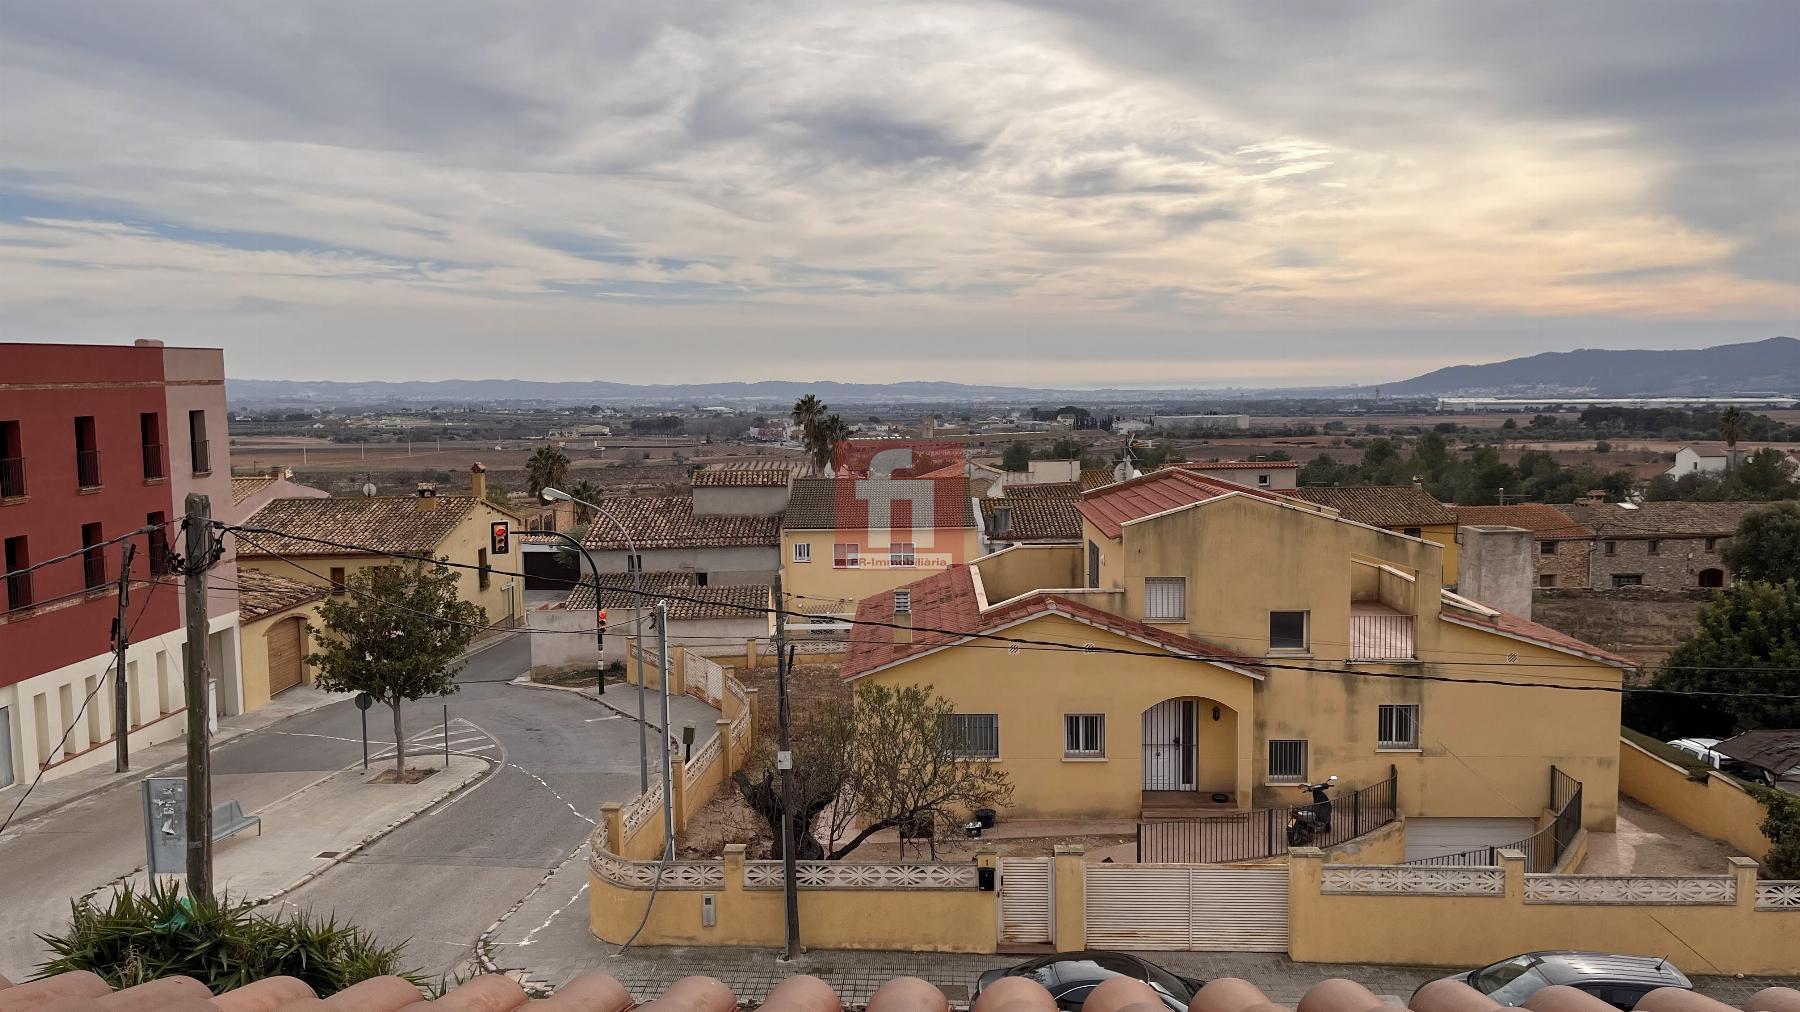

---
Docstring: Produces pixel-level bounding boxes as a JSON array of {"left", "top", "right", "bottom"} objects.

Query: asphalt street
[{"left": 0, "top": 633, "right": 664, "bottom": 982}]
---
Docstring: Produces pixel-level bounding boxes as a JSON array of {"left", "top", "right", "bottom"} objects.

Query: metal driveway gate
[
  {"left": 998, "top": 857, "right": 1053, "bottom": 944},
  {"left": 1085, "top": 865, "right": 1288, "bottom": 952}
]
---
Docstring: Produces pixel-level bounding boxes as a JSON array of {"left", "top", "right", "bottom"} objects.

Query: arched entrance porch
[{"left": 1141, "top": 696, "right": 1241, "bottom": 818}]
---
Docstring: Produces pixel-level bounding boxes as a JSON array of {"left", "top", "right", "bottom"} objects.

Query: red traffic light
[{"left": 489, "top": 521, "right": 510, "bottom": 554}]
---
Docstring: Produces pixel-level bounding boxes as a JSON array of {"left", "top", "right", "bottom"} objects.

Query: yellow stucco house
[
  {"left": 236, "top": 570, "right": 327, "bottom": 711},
  {"left": 1290, "top": 484, "right": 1462, "bottom": 586},
  {"left": 237, "top": 480, "right": 523, "bottom": 630},
  {"left": 780, "top": 475, "right": 981, "bottom": 622},
  {"left": 843, "top": 468, "right": 1631, "bottom": 833}
]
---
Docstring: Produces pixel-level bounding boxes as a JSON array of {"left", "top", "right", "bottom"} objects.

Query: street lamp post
[{"left": 540, "top": 487, "right": 649, "bottom": 793}]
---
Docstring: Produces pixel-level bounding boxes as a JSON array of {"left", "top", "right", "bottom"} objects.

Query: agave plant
[{"left": 37, "top": 880, "right": 421, "bottom": 996}]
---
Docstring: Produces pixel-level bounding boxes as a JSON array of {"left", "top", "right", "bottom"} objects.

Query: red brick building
[{"left": 1, "top": 341, "right": 239, "bottom": 788}]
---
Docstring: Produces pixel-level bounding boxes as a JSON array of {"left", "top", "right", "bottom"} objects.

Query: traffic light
[
  {"left": 489, "top": 521, "right": 510, "bottom": 555},
  {"left": 596, "top": 608, "right": 608, "bottom": 653}
]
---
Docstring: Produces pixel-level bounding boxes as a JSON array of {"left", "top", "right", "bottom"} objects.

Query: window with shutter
[{"left": 1143, "top": 577, "right": 1186, "bottom": 620}]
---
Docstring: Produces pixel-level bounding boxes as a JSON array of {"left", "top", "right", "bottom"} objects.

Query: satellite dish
[{"left": 362, "top": 482, "right": 378, "bottom": 497}]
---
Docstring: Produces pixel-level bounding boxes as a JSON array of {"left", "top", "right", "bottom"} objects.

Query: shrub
[
  {"left": 1754, "top": 787, "right": 1800, "bottom": 879},
  {"left": 38, "top": 881, "right": 419, "bottom": 995}
]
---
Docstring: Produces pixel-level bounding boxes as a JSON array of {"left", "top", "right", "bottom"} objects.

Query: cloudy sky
[{"left": 2, "top": 2, "right": 1796, "bottom": 388}]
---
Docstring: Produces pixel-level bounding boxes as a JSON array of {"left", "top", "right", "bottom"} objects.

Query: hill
[{"left": 1379, "top": 336, "right": 1800, "bottom": 397}]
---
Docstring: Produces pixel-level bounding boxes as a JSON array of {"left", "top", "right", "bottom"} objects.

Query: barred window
[
  {"left": 1144, "top": 577, "right": 1186, "bottom": 620},
  {"left": 942, "top": 714, "right": 998, "bottom": 758},
  {"left": 1064, "top": 714, "right": 1105, "bottom": 757},
  {"left": 1268, "top": 740, "right": 1307, "bottom": 783},
  {"left": 1378, "top": 704, "right": 1419, "bottom": 749}
]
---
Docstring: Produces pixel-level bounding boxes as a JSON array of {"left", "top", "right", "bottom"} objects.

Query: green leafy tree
[
  {"left": 1752, "top": 787, "right": 1800, "bottom": 878},
  {"left": 524, "top": 445, "right": 570, "bottom": 496},
  {"left": 1653, "top": 580, "right": 1800, "bottom": 731},
  {"left": 1001, "top": 440, "right": 1032, "bottom": 472},
  {"left": 1720, "top": 406, "right": 1747, "bottom": 467},
  {"left": 309, "top": 563, "right": 485, "bottom": 774},
  {"left": 1722, "top": 504, "right": 1800, "bottom": 583},
  {"left": 1501, "top": 417, "right": 1518, "bottom": 431}
]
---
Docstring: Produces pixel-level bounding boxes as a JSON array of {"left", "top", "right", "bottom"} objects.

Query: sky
[{"left": 2, "top": 2, "right": 1796, "bottom": 388}]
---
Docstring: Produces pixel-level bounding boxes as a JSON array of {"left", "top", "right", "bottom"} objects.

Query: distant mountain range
[
  {"left": 1373, "top": 336, "right": 1800, "bottom": 398},
  {"left": 228, "top": 336, "right": 1798, "bottom": 407}
]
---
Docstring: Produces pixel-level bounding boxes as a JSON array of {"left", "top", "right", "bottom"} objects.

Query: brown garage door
[{"left": 267, "top": 618, "right": 304, "bottom": 695}]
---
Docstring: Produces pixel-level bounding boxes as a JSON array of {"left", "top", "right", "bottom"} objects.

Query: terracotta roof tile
[
  {"left": 1452, "top": 503, "right": 1592, "bottom": 539},
  {"left": 9, "top": 968, "right": 1793, "bottom": 1012},
  {"left": 1076, "top": 468, "right": 1300, "bottom": 539},
  {"left": 691, "top": 466, "right": 794, "bottom": 488},
  {"left": 578, "top": 496, "right": 780, "bottom": 550},
  {"left": 563, "top": 573, "right": 771, "bottom": 621},
  {"left": 238, "top": 496, "right": 484, "bottom": 557},
  {"left": 230, "top": 475, "right": 276, "bottom": 505},
  {"left": 1290, "top": 486, "right": 1458, "bottom": 527},
  {"left": 781, "top": 476, "right": 976, "bottom": 531},
  {"left": 1176, "top": 459, "right": 1302, "bottom": 470},
  {"left": 237, "top": 569, "right": 328, "bottom": 621},
  {"left": 1554, "top": 500, "right": 1780, "bottom": 538},
  {"left": 1440, "top": 593, "right": 1635, "bottom": 668},
  {"left": 842, "top": 565, "right": 1262, "bottom": 679},
  {"left": 980, "top": 483, "right": 1082, "bottom": 542},
  {"left": 1078, "top": 468, "right": 1115, "bottom": 491}
]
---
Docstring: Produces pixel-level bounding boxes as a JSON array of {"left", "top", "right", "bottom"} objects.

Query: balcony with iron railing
[
  {"left": 83, "top": 548, "right": 106, "bottom": 590},
  {"left": 190, "top": 438, "right": 211, "bottom": 475},
  {"left": 1, "top": 457, "right": 24, "bottom": 499},
  {"left": 142, "top": 442, "right": 165, "bottom": 480},
  {"left": 76, "top": 448, "right": 102, "bottom": 490},
  {"left": 1349, "top": 602, "right": 1415, "bottom": 661}
]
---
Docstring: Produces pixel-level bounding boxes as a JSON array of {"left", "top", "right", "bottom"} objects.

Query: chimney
[
  {"left": 415, "top": 483, "right": 438, "bottom": 511},
  {"left": 1457, "top": 524, "right": 1533, "bottom": 618},
  {"left": 470, "top": 462, "right": 488, "bottom": 502}
]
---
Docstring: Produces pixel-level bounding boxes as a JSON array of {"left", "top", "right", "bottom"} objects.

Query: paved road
[{"left": 0, "top": 634, "right": 686, "bottom": 982}]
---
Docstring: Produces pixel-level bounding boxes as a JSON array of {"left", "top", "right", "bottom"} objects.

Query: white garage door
[{"left": 1085, "top": 865, "right": 1288, "bottom": 952}]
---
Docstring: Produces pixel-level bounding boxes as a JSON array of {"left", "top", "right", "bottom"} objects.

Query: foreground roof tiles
[
  {"left": 842, "top": 564, "right": 1262, "bottom": 679},
  {"left": 1076, "top": 467, "right": 1301, "bottom": 539},
  {"left": 236, "top": 569, "right": 328, "bottom": 621},
  {"left": 691, "top": 465, "right": 795, "bottom": 488},
  {"left": 579, "top": 496, "right": 781, "bottom": 550},
  {"left": 8, "top": 968, "right": 1793, "bottom": 1012},
  {"left": 980, "top": 483, "right": 1082, "bottom": 542},
  {"left": 1555, "top": 500, "right": 1779, "bottom": 538},
  {"left": 229, "top": 475, "right": 276, "bottom": 505},
  {"left": 1453, "top": 503, "right": 1593, "bottom": 540},
  {"left": 1290, "top": 485, "right": 1459, "bottom": 527},
  {"left": 1441, "top": 593, "right": 1635, "bottom": 668},
  {"left": 238, "top": 496, "right": 482, "bottom": 557}
]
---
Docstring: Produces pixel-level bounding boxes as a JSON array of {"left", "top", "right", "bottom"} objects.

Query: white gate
[
  {"left": 1085, "top": 865, "right": 1288, "bottom": 952},
  {"left": 998, "top": 857, "right": 1054, "bottom": 944}
]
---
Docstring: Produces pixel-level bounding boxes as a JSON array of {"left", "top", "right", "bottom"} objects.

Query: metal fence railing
[
  {"left": 1137, "top": 768, "right": 1398, "bottom": 863},
  {"left": 1403, "top": 767, "right": 1582, "bottom": 873}
]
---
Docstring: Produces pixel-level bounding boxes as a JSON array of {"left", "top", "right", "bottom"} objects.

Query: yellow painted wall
[
  {"left": 238, "top": 601, "right": 323, "bottom": 713},
  {"left": 860, "top": 612, "right": 1258, "bottom": 818},
  {"left": 1417, "top": 522, "right": 1460, "bottom": 586},
  {"left": 590, "top": 847, "right": 998, "bottom": 952},
  {"left": 1618, "top": 739, "right": 1770, "bottom": 861},
  {"left": 239, "top": 502, "right": 523, "bottom": 629},
  {"left": 890, "top": 493, "right": 1623, "bottom": 829},
  {"left": 975, "top": 544, "right": 1083, "bottom": 603},
  {"left": 781, "top": 528, "right": 981, "bottom": 611},
  {"left": 1288, "top": 851, "right": 1796, "bottom": 975}
]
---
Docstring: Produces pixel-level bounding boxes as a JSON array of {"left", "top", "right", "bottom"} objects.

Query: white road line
[{"left": 515, "top": 880, "right": 590, "bottom": 947}]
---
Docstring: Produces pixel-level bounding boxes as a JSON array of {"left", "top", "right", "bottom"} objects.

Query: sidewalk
[
  {"left": 168, "top": 754, "right": 491, "bottom": 904},
  {"left": 0, "top": 684, "right": 355, "bottom": 830},
  {"left": 0, "top": 633, "right": 518, "bottom": 832}
]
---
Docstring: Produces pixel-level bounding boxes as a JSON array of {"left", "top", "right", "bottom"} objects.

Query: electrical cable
[{"left": 211, "top": 519, "right": 1800, "bottom": 699}]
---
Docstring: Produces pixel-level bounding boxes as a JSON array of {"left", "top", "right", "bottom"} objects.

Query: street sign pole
[{"left": 355, "top": 692, "right": 373, "bottom": 770}]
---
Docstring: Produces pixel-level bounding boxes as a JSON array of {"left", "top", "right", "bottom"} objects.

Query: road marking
[
  {"left": 583, "top": 715, "right": 620, "bottom": 723},
  {"left": 515, "top": 879, "right": 590, "bottom": 947}
]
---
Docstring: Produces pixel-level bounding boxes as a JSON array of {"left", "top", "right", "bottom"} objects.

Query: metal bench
[{"left": 211, "top": 800, "right": 261, "bottom": 843}]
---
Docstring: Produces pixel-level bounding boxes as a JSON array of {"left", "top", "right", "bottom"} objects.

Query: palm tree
[
  {"left": 1720, "top": 407, "right": 1746, "bottom": 471},
  {"left": 564, "top": 479, "right": 603, "bottom": 522},
  {"left": 792, "top": 395, "right": 827, "bottom": 448},
  {"left": 811, "top": 414, "right": 850, "bottom": 473},
  {"left": 525, "top": 445, "right": 571, "bottom": 497}
]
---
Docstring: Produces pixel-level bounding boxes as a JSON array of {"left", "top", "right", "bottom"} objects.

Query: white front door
[{"left": 1142, "top": 699, "right": 1196, "bottom": 791}]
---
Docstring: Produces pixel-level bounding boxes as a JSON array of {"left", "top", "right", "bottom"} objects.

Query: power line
[
  {"left": 212, "top": 518, "right": 1800, "bottom": 701},
  {"left": 0, "top": 520, "right": 180, "bottom": 580}
]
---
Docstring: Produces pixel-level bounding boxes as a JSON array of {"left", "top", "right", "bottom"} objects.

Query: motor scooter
[{"left": 1285, "top": 775, "right": 1339, "bottom": 846}]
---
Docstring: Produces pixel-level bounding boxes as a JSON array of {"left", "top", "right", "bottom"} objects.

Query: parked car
[
  {"left": 1417, "top": 951, "right": 1692, "bottom": 1010},
  {"left": 975, "top": 952, "right": 1203, "bottom": 1011},
  {"left": 1667, "top": 738, "right": 1773, "bottom": 783}
]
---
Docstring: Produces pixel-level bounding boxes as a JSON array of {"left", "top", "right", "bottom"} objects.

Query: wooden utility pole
[
  {"left": 182, "top": 494, "right": 214, "bottom": 903},
  {"left": 773, "top": 574, "right": 799, "bottom": 960},
  {"left": 112, "top": 542, "right": 137, "bottom": 772}
]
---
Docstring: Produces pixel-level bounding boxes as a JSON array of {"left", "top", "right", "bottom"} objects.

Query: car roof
[
  {"left": 1528, "top": 952, "right": 1691, "bottom": 987},
  {"left": 1669, "top": 738, "right": 1721, "bottom": 750}
]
